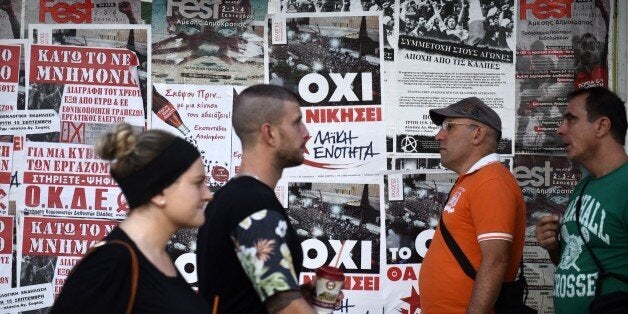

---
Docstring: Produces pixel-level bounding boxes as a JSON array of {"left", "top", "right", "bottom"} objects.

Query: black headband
[{"left": 114, "top": 137, "right": 200, "bottom": 209}]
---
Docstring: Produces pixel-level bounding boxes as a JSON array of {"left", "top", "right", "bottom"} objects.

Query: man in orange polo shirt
[{"left": 419, "top": 97, "right": 526, "bottom": 313}]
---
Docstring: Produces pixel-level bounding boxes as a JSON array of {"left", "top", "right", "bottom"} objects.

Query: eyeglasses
[{"left": 440, "top": 122, "right": 480, "bottom": 132}]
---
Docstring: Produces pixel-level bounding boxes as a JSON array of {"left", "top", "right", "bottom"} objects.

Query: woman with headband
[{"left": 51, "top": 123, "right": 213, "bottom": 313}]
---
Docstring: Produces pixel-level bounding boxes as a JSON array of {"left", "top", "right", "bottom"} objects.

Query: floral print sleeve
[{"left": 231, "top": 209, "right": 300, "bottom": 302}]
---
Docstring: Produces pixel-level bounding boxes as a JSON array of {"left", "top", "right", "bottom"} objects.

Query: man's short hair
[
  {"left": 232, "top": 84, "right": 300, "bottom": 147},
  {"left": 568, "top": 87, "right": 627, "bottom": 145}
]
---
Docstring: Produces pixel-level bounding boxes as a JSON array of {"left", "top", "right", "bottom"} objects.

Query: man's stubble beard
[{"left": 275, "top": 145, "right": 305, "bottom": 169}]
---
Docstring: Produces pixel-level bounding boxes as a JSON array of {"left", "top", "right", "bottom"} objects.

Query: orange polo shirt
[{"left": 418, "top": 155, "right": 525, "bottom": 313}]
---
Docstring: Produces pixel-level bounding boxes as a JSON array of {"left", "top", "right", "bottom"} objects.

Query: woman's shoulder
[
  {"left": 73, "top": 246, "right": 135, "bottom": 288},
  {"left": 67, "top": 229, "right": 137, "bottom": 284},
  {"left": 51, "top": 234, "right": 135, "bottom": 313}
]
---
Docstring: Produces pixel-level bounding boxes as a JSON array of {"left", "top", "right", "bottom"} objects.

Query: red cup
[{"left": 312, "top": 266, "right": 344, "bottom": 313}]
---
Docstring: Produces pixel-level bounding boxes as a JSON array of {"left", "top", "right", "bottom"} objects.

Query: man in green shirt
[{"left": 535, "top": 87, "right": 628, "bottom": 313}]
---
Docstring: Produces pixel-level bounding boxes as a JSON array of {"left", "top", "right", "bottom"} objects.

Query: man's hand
[
  {"left": 299, "top": 281, "right": 315, "bottom": 302},
  {"left": 535, "top": 215, "right": 562, "bottom": 265},
  {"left": 301, "top": 279, "right": 345, "bottom": 309},
  {"left": 266, "top": 290, "right": 315, "bottom": 314},
  {"left": 535, "top": 215, "right": 560, "bottom": 251}
]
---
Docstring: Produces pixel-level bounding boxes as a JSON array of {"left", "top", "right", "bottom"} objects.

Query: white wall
[{"left": 611, "top": 0, "right": 627, "bottom": 149}]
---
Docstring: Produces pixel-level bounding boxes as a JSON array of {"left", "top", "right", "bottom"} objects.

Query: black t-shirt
[
  {"left": 51, "top": 228, "right": 210, "bottom": 314},
  {"left": 196, "top": 176, "right": 303, "bottom": 313}
]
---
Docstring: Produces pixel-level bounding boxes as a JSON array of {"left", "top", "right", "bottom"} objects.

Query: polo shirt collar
[{"left": 465, "top": 153, "right": 500, "bottom": 175}]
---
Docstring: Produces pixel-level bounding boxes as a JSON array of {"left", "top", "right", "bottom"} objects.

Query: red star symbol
[{"left": 399, "top": 286, "right": 421, "bottom": 314}]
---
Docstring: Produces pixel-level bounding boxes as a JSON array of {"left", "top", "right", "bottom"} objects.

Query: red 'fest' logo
[
  {"left": 39, "top": 0, "right": 94, "bottom": 23},
  {"left": 519, "top": 0, "right": 574, "bottom": 20}
]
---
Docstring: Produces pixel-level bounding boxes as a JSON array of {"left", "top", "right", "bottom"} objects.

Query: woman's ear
[{"left": 150, "top": 193, "right": 166, "bottom": 207}]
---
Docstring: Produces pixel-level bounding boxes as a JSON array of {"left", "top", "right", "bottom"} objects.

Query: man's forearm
[
  {"left": 466, "top": 259, "right": 508, "bottom": 313},
  {"left": 266, "top": 290, "right": 315, "bottom": 314}
]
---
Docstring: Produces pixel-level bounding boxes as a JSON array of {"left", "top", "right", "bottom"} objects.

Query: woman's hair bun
[{"left": 95, "top": 123, "right": 137, "bottom": 161}]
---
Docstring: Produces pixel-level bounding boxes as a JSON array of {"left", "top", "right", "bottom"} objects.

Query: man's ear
[
  {"left": 261, "top": 123, "right": 278, "bottom": 147},
  {"left": 595, "top": 117, "right": 611, "bottom": 138},
  {"left": 471, "top": 126, "right": 486, "bottom": 145}
]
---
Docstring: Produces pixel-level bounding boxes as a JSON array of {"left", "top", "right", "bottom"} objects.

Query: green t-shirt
[{"left": 554, "top": 162, "right": 628, "bottom": 314}]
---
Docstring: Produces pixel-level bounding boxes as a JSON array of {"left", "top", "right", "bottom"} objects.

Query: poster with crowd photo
[
  {"left": 151, "top": 0, "right": 267, "bottom": 86},
  {"left": 513, "top": 154, "right": 582, "bottom": 314},
  {"left": 280, "top": 0, "right": 396, "bottom": 60},
  {"left": 280, "top": 0, "right": 398, "bottom": 149},
  {"left": 16, "top": 141, "right": 129, "bottom": 219},
  {"left": 394, "top": 0, "right": 515, "bottom": 156},
  {"left": 382, "top": 171, "right": 456, "bottom": 313},
  {"left": 281, "top": 0, "right": 389, "bottom": 15},
  {"left": 267, "top": 12, "right": 386, "bottom": 178},
  {"left": 515, "top": 0, "right": 609, "bottom": 154},
  {"left": 279, "top": 0, "right": 397, "bottom": 151},
  {"left": 0, "top": 216, "right": 14, "bottom": 289},
  {"left": 286, "top": 180, "right": 383, "bottom": 312},
  {"left": 0, "top": 0, "right": 21, "bottom": 39},
  {"left": 24, "top": 0, "right": 142, "bottom": 37},
  {"left": 18, "top": 216, "right": 118, "bottom": 298}
]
